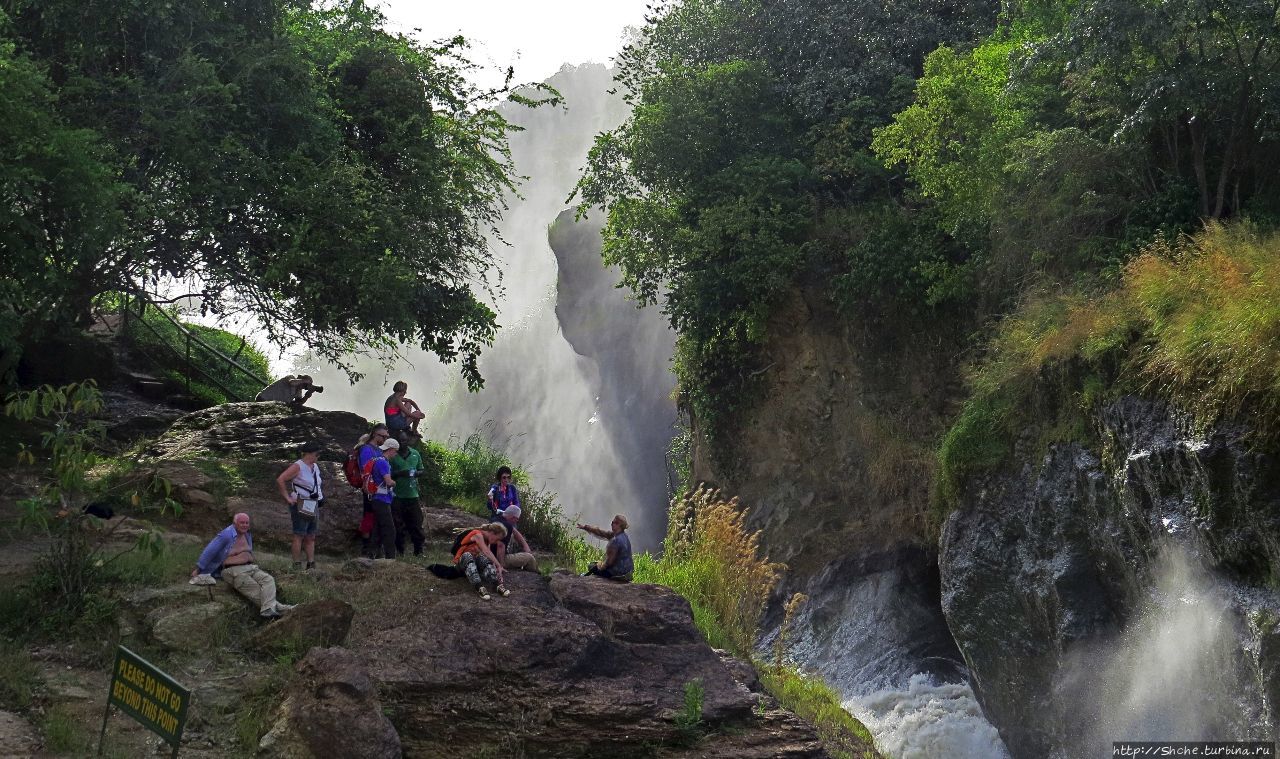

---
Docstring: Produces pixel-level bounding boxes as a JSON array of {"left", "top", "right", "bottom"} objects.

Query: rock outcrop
[
  {"left": 138, "top": 402, "right": 372, "bottom": 552},
  {"left": 350, "top": 564, "right": 831, "bottom": 758},
  {"left": 148, "top": 402, "right": 368, "bottom": 462},
  {"left": 260, "top": 647, "right": 401, "bottom": 759},
  {"left": 248, "top": 599, "right": 355, "bottom": 654},
  {"left": 942, "top": 396, "right": 1280, "bottom": 757}
]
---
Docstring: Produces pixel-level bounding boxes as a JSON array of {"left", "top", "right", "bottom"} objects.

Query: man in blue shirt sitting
[{"left": 190, "top": 513, "right": 294, "bottom": 618}]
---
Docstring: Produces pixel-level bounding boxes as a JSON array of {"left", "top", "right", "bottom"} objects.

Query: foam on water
[{"left": 845, "top": 674, "right": 1010, "bottom": 759}]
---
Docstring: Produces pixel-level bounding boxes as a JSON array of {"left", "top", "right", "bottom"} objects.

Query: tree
[
  {"left": 0, "top": 1, "right": 551, "bottom": 388},
  {"left": 1041, "top": 0, "right": 1280, "bottom": 219}
]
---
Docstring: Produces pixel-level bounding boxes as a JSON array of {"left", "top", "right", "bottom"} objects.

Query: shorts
[{"left": 289, "top": 502, "right": 320, "bottom": 535}]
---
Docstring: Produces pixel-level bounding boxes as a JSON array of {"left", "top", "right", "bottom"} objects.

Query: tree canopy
[
  {"left": 0, "top": 0, "right": 549, "bottom": 387},
  {"left": 579, "top": 0, "right": 1280, "bottom": 445}
]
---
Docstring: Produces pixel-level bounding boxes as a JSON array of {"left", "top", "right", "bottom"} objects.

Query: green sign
[{"left": 103, "top": 646, "right": 190, "bottom": 753}]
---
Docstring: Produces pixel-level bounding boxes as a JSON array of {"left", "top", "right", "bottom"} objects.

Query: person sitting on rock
[
  {"left": 191, "top": 512, "right": 295, "bottom": 618},
  {"left": 255, "top": 374, "right": 323, "bottom": 409},
  {"left": 577, "top": 514, "right": 634, "bottom": 582},
  {"left": 277, "top": 440, "right": 324, "bottom": 572},
  {"left": 454, "top": 522, "right": 509, "bottom": 600},
  {"left": 486, "top": 466, "right": 520, "bottom": 518},
  {"left": 491, "top": 505, "right": 537, "bottom": 572},
  {"left": 384, "top": 381, "right": 425, "bottom": 438}
]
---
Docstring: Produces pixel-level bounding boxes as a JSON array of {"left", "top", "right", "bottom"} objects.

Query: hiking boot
[
  {"left": 260, "top": 608, "right": 281, "bottom": 619},
  {"left": 292, "top": 561, "right": 303, "bottom": 572},
  {"left": 496, "top": 585, "right": 510, "bottom": 597},
  {"left": 477, "top": 587, "right": 492, "bottom": 601},
  {"left": 275, "top": 603, "right": 296, "bottom": 613},
  {"left": 306, "top": 561, "right": 316, "bottom": 571}
]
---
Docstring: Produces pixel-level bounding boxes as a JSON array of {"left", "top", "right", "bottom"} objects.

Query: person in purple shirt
[
  {"left": 363, "top": 437, "right": 399, "bottom": 558},
  {"left": 190, "top": 513, "right": 294, "bottom": 617},
  {"left": 486, "top": 466, "right": 520, "bottom": 517}
]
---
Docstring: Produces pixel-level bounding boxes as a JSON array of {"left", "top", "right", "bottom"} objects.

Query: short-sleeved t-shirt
[
  {"left": 487, "top": 483, "right": 520, "bottom": 515},
  {"left": 390, "top": 447, "right": 422, "bottom": 499},
  {"left": 370, "top": 457, "right": 393, "bottom": 503},
  {"left": 607, "top": 532, "right": 633, "bottom": 577}
]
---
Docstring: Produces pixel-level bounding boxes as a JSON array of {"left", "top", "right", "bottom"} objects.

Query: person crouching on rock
[
  {"left": 191, "top": 512, "right": 295, "bottom": 618},
  {"left": 277, "top": 440, "right": 324, "bottom": 572},
  {"left": 577, "top": 514, "right": 634, "bottom": 582},
  {"left": 454, "top": 522, "right": 509, "bottom": 600},
  {"left": 492, "top": 505, "right": 537, "bottom": 572}
]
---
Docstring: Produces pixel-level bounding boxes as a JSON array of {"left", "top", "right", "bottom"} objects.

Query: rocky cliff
[
  {"left": 689, "top": 287, "right": 968, "bottom": 695},
  {"left": 942, "top": 396, "right": 1280, "bottom": 757}
]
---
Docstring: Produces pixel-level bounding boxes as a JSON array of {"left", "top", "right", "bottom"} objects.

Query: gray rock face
[
  {"left": 941, "top": 396, "right": 1280, "bottom": 758},
  {"left": 0, "top": 710, "right": 39, "bottom": 758},
  {"left": 148, "top": 402, "right": 369, "bottom": 462}
]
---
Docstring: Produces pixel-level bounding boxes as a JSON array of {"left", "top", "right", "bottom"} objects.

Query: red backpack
[
  {"left": 361, "top": 457, "right": 381, "bottom": 496},
  {"left": 343, "top": 446, "right": 363, "bottom": 489}
]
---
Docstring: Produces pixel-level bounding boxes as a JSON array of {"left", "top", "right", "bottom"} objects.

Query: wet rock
[
  {"left": 259, "top": 647, "right": 400, "bottom": 759},
  {"left": 247, "top": 600, "right": 354, "bottom": 654},
  {"left": 942, "top": 396, "right": 1280, "bottom": 758}
]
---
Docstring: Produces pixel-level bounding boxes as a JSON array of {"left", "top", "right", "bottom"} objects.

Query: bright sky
[{"left": 379, "top": 0, "right": 652, "bottom": 86}]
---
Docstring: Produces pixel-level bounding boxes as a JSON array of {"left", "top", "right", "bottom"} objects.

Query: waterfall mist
[
  {"left": 1058, "top": 544, "right": 1264, "bottom": 756},
  {"left": 302, "top": 63, "right": 677, "bottom": 551}
]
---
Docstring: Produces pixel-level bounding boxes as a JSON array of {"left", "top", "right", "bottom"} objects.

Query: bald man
[{"left": 192, "top": 513, "right": 294, "bottom": 618}]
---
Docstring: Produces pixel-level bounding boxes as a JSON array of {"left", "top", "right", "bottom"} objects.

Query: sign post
[{"left": 98, "top": 646, "right": 191, "bottom": 757}]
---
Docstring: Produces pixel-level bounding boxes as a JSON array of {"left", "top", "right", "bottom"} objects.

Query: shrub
[{"left": 937, "top": 222, "right": 1280, "bottom": 505}]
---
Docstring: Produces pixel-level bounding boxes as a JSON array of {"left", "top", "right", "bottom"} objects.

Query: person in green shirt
[{"left": 390, "top": 441, "right": 426, "bottom": 557}]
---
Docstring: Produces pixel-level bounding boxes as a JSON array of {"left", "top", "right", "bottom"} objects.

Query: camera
[{"left": 311, "top": 385, "right": 324, "bottom": 393}]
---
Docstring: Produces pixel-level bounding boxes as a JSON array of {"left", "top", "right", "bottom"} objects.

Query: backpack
[
  {"left": 361, "top": 457, "right": 381, "bottom": 496},
  {"left": 449, "top": 528, "right": 480, "bottom": 557},
  {"left": 343, "top": 447, "right": 363, "bottom": 489}
]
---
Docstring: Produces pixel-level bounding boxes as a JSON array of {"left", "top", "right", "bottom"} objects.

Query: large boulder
[
  {"left": 148, "top": 402, "right": 369, "bottom": 462},
  {"left": 942, "top": 396, "right": 1280, "bottom": 757},
  {"left": 351, "top": 565, "right": 834, "bottom": 758},
  {"left": 259, "top": 647, "right": 400, "bottom": 759}
]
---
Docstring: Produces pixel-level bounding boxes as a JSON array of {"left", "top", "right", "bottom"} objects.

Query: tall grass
[
  {"left": 938, "top": 222, "right": 1280, "bottom": 504},
  {"left": 635, "top": 486, "right": 879, "bottom": 757},
  {"left": 637, "top": 486, "right": 783, "bottom": 655}
]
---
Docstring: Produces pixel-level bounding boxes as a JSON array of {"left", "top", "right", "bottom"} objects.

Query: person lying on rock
[
  {"left": 191, "top": 512, "right": 295, "bottom": 618},
  {"left": 577, "top": 514, "right": 634, "bottom": 582},
  {"left": 486, "top": 466, "right": 520, "bottom": 518},
  {"left": 454, "top": 522, "right": 509, "bottom": 600},
  {"left": 277, "top": 440, "right": 324, "bottom": 572},
  {"left": 491, "top": 505, "right": 537, "bottom": 572},
  {"left": 255, "top": 374, "right": 323, "bottom": 409}
]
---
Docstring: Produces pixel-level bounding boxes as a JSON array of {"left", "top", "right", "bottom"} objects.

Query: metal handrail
[
  {"left": 118, "top": 293, "right": 270, "bottom": 401},
  {"left": 127, "top": 294, "right": 270, "bottom": 387}
]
